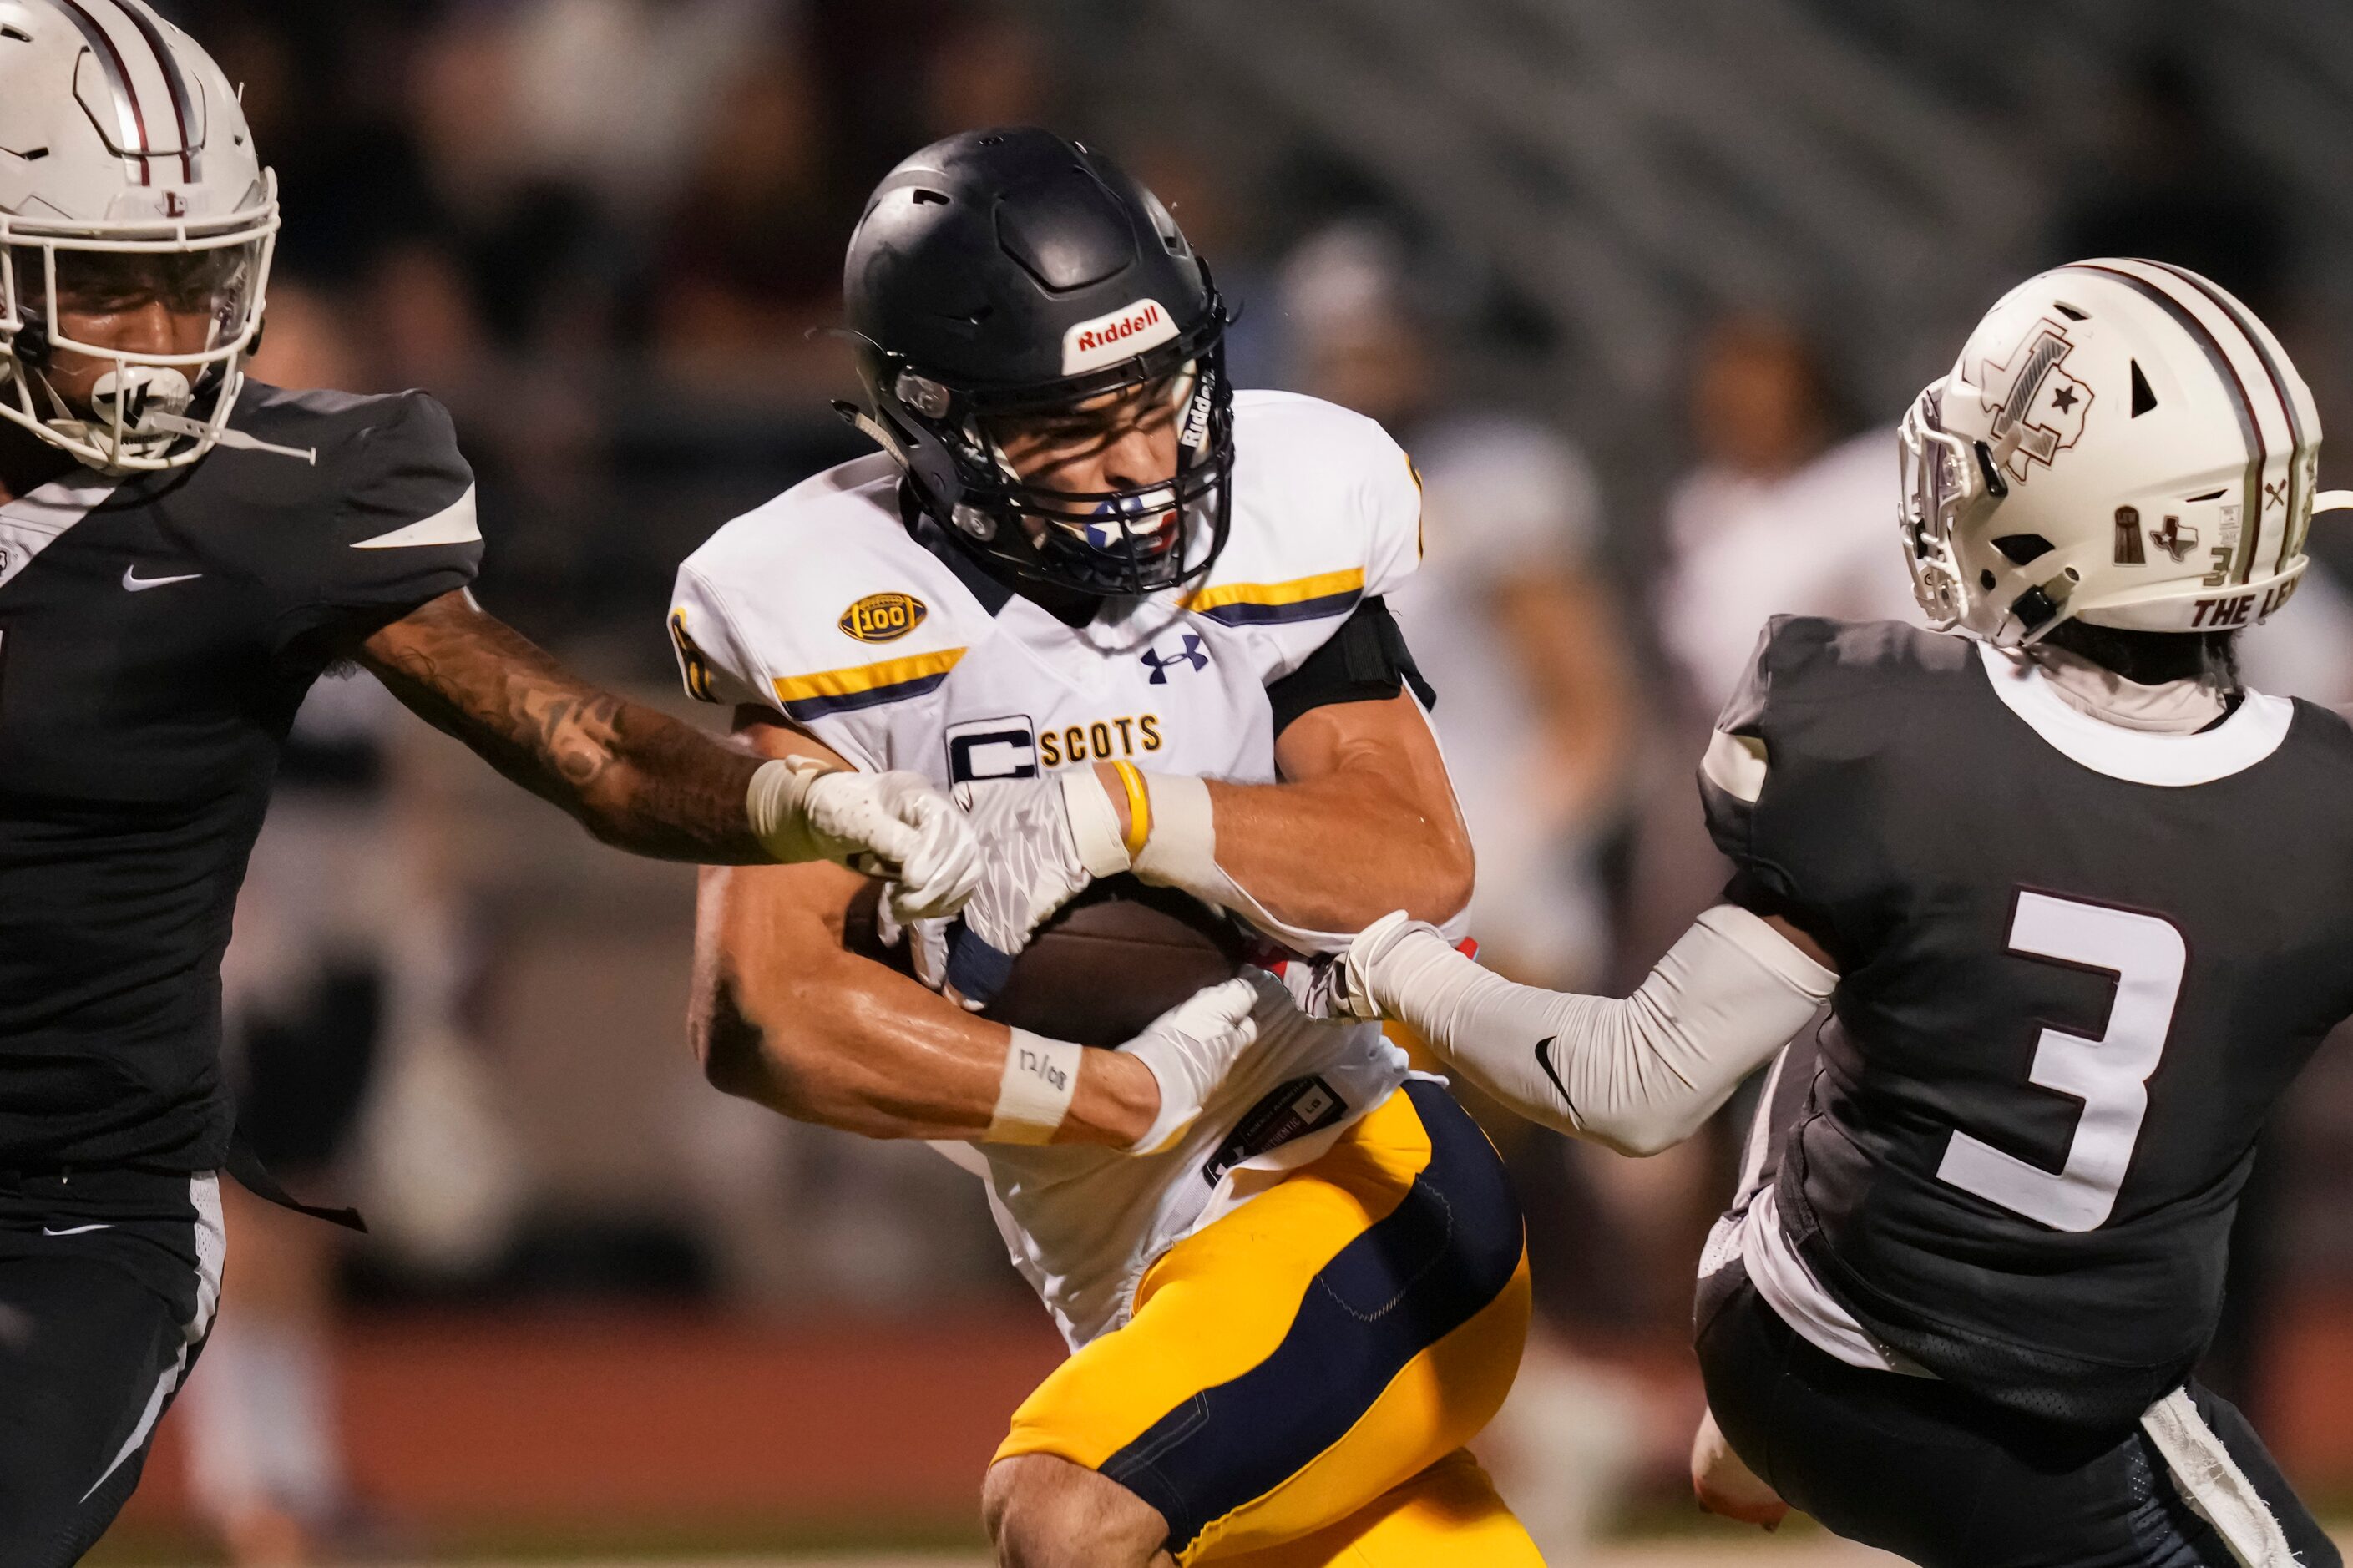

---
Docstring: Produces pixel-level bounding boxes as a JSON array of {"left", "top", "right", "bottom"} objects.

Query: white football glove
[
  {"left": 1119, "top": 972, "right": 1275, "bottom": 1155},
  {"left": 944, "top": 771, "right": 1131, "bottom": 1008},
  {"left": 749, "top": 758, "right": 983, "bottom": 923},
  {"left": 1259, "top": 915, "right": 1485, "bottom": 1024},
  {"left": 874, "top": 903, "right": 954, "bottom": 994},
  {"left": 1337, "top": 909, "right": 1454, "bottom": 1022}
]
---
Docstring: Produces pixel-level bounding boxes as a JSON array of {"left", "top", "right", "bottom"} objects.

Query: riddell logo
[{"left": 1062, "top": 299, "right": 1179, "bottom": 375}]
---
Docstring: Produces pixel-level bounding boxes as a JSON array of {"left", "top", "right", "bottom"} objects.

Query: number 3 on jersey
[{"left": 1937, "top": 892, "right": 2187, "bottom": 1233}]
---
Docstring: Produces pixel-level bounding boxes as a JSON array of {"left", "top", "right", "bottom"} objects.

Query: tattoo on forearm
[{"left": 363, "top": 594, "right": 767, "bottom": 862}]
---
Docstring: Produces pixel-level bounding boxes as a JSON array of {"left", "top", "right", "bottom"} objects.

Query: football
[
  {"left": 983, "top": 875, "right": 1252, "bottom": 1047},
  {"left": 844, "top": 875, "right": 1249, "bottom": 1047}
]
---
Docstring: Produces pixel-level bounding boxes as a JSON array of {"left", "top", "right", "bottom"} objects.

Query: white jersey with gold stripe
[{"left": 670, "top": 389, "right": 1424, "bottom": 1344}]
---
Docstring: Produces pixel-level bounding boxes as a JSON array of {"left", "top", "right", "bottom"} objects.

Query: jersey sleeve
[
  {"left": 267, "top": 392, "right": 482, "bottom": 652},
  {"left": 667, "top": 560, "right": 897, "bottom": 772},
  {"left": 1187, "top": 394, "right": 1427, "bottom": 689},
  {"left": 1698, "top": 615, "right": 1841, "bottom": 948},
  {"left": 669, "top": 496, "right": 971, "bottom": 775},
  {"left": 1362, "top": 423, "right": 1425, "bottom": 599},
  {"left": 669, "top": 564, "right": 783, "bottom": 713},
  {"left": 1264, "top": 596, "right": 1435, "bottom": 734}
]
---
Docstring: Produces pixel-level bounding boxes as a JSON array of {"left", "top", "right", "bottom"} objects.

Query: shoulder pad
[
  {"left": 240, "top": 385, "right": 472, "bottom": 514},
  {"left": 1182, "top": 391, "right": 1422, "bottom": 630},
  {"left": 201, "top": 387, "right": 481, "bottom": 651},
  {"left": 1718, "top": 616, "right": 1971, "bottom": 738},
  {"left": 672, "top": 456, "right": 988, "bottom": 726},
  {"left": 182, "top": 386, "right": 474, "bottom": 537}
]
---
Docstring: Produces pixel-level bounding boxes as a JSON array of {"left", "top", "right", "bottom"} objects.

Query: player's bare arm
[
  {"left": 1169, "top": 686, "right": 1472, "bottom": 932},
  {"left": 0, "top": 183, "right": 975, "bottom": 904},
  {"left": 927, "top": 351, "right": 1470, "bottom": 998},
  {"left": 360, "top": 590, "right": 981, "bottom": 903},
  {"left": 692, "top": 712, "right": 1260, "bottom": 1149},
  {"left": 360, "top": 589, "right": 767, "bottom": 860},
  {"left": 948, "top": 676, "right": 1473, "bottom": 1001},
  {"left": 956, "top": 689, "right": 1469, "bottom": 964}
]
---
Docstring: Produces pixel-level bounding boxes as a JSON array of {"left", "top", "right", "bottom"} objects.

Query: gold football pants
[{"left": 997, "top": 1079, "right": 1540, "bottom": 1565}]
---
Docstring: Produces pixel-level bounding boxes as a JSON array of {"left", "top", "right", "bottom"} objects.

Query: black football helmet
[{"left": 841, "top": 128, "right": 1234, "bottom": 599}]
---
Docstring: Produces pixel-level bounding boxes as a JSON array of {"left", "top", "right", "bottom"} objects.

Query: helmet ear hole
[{"left": 1994, "top": 534, "right": 2057, "bottom": 566}]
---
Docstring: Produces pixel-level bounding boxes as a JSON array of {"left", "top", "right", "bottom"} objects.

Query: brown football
[
  {"left": 843, "top": 875, "right": 1248, "bottom": 1048},
  {"left": 985, "top": 876, "right": 1250, "bottom": 1046}
]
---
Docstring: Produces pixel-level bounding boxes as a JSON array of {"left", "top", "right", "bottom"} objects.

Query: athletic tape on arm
[
  {"left": 1131, "top": 772, "right": 1356, "bottom": 953},
  {"left": 984, "top": 1029, "right": 1083, "bottom": 1145}
]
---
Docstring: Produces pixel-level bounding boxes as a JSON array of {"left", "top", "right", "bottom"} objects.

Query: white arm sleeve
[{"left": 1358, "top": 905, "right": 1835, "bottom": 1156}]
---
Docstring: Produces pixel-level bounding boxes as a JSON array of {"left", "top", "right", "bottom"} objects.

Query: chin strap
[
  {"left": 836, "top": 399, "right": 908, "bottom": 464},
  {"left": 2315, "top": 490, "right": 2353, "bottom": 516},
  {"left": 138, "top": 409, "right": 316, "bottom": 464},
  {"left": 836, "top": 396, "right": 968, "bottom": 524},
  {"left": 48, "top": 363, "right": 316, "bottom": 468}
]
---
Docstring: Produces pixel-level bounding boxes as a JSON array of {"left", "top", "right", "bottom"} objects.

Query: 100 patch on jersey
[{"left": 839, "top": 593, "right": 928, "bottom": 644}]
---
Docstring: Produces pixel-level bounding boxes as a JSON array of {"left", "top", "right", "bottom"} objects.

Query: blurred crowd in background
[{"left": 133, "top": 0, "right": 2353, "bottom": 1556}]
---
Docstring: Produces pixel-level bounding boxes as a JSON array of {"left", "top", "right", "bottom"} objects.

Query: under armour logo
[
  {"left": 1141, "top": 634, "right": 1209, "bottom": 685},
  {"left": 2150, "top": 515, "right": 2199, "bottom": 563}
]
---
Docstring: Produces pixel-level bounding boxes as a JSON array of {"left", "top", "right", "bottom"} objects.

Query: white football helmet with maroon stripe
[
  {"left": 1901, "top": 259, "right": 2348, "bottom": 646},
  {"left": 0, "top": 0, "right": 277, "bottom": 471}
]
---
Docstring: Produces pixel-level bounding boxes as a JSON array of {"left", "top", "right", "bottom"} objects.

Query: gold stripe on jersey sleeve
[
  {"left": 772, "top": 647, "right": 966, "bottom": 719},
  {"left": 1182, "top": 567, "right": 1366, "bottom": 615}
]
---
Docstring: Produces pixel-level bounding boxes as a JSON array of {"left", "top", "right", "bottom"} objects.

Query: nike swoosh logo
[
  {"left": 352, "top": 485, "right": 481, "bottom": 549},
  {"left": 41, "top": 1223, "right": 112, "bottom": 1237},
  {"left": 123, "top": 566, "right": 202, "bottom": 592},
  {"left": 1535, "top": 1036, "right": 1572, "bottom": 1109}
]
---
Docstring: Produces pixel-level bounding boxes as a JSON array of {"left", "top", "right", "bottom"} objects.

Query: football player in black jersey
[
  {"left": 0, "top": 3, "right": 984, "bottom": 1558},
  {"left": 1336, "top": 258, "right": 2353, "bottom": 1567}
]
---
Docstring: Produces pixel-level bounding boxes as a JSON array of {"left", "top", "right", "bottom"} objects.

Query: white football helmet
[
  {"left": 1901, "top": 258, "right": 2350, "bottom": 646},
  {"left": 0, "top": 0, "right": 278, "bottom": 471}
]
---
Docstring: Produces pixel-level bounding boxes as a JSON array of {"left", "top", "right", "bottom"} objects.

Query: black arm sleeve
[{"left": 1265, "top": 596, "right": 1437, "bottom": 736}]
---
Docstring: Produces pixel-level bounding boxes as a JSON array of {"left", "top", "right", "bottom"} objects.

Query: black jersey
[
  {"left": 1704, "top": 616, "right": 2353, "bottom": 1430},
  {"left": 0, "top": 385, "right": 480, "bottom": 1172}
]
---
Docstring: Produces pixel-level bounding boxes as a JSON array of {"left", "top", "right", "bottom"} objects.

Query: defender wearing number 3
[{"left": 1343, "top": 260, "right": 2353, "bottom": 1566}]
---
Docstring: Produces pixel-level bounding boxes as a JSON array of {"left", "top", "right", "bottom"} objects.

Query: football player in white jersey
[{"left": 674, "top": 130, "right": 1541, "bottom": 1567}]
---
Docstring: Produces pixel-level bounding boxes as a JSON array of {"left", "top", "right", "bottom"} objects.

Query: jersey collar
[{"left": 1976, "top": 640, "right": 2293, "bottom": 787}]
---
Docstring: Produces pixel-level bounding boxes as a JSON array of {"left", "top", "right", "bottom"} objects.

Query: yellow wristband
[{"left": 1111, "top": 761, "right": 1152, "bottom": 861}]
